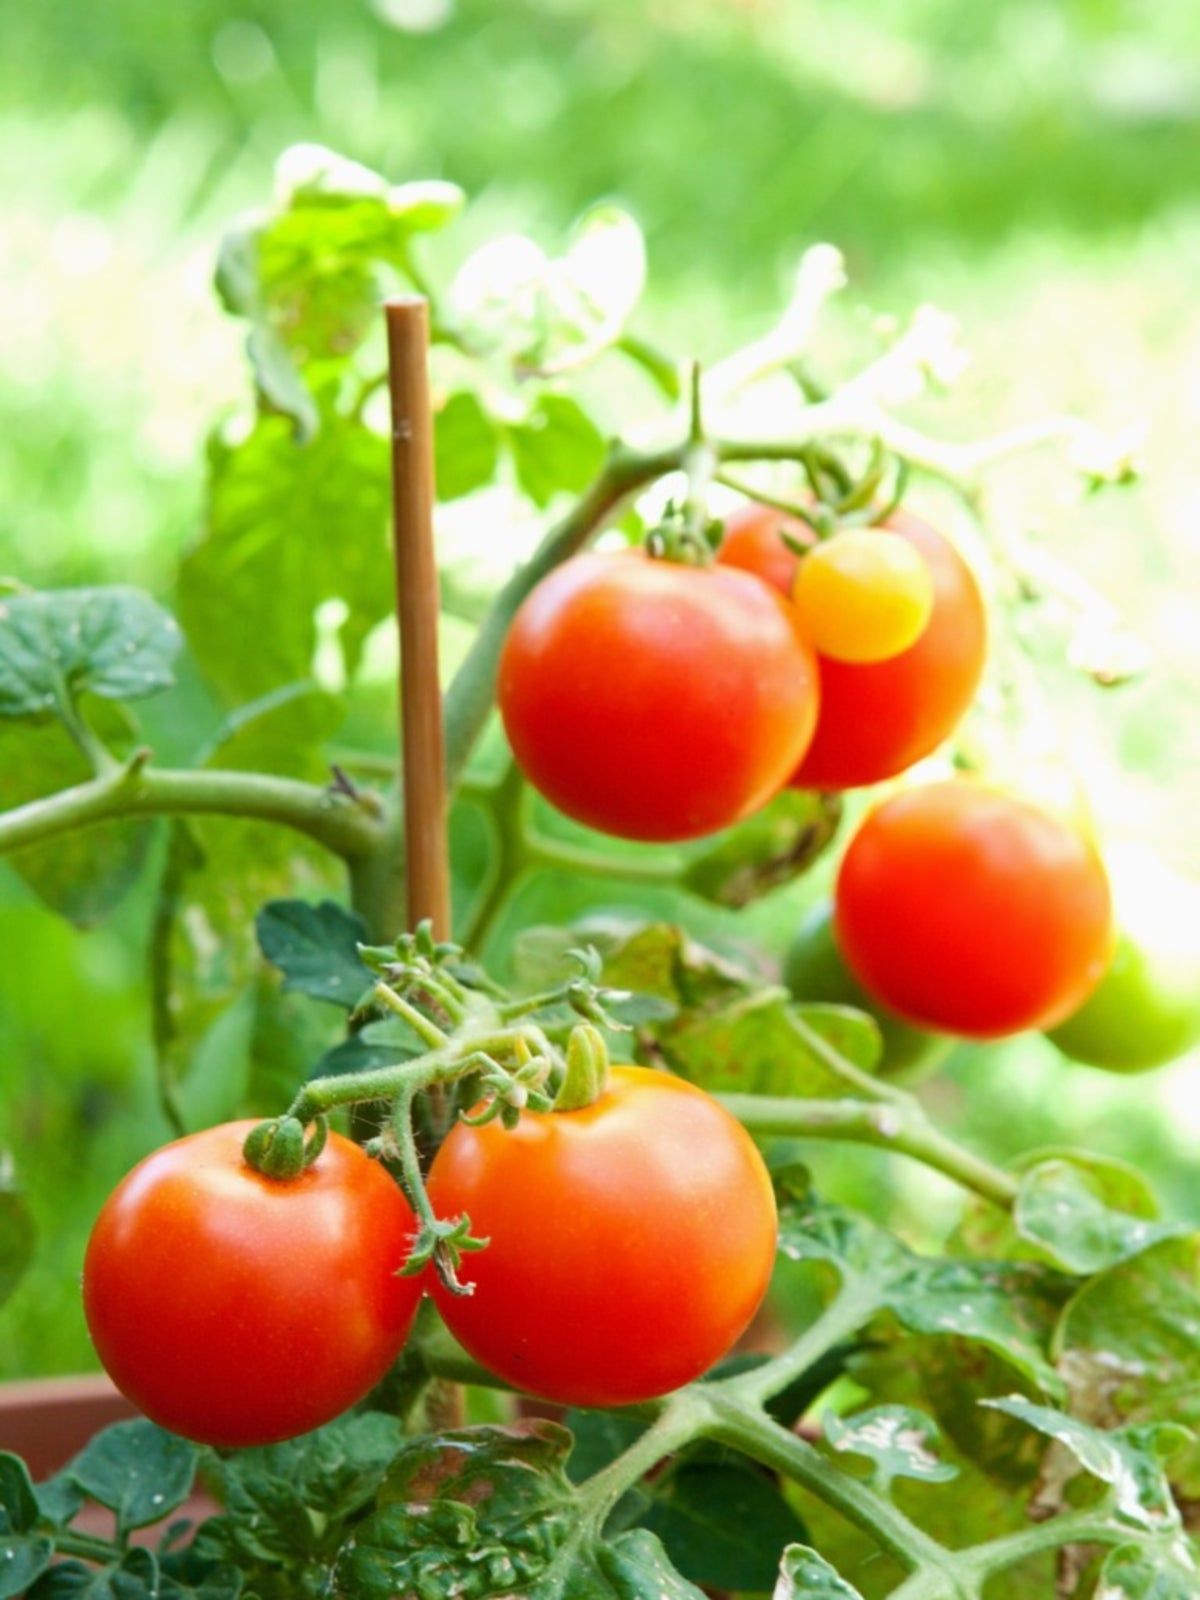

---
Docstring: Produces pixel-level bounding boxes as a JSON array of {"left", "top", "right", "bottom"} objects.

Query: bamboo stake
[{"left": 385, "top": 297, "right": 452, "bottom": 940}]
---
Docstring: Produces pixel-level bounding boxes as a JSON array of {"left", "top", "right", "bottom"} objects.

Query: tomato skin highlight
[
  {"left": 834, "top": 781, "right": 1114, "bottom": 1039},
  {"left": 498, "top": 550, "right": 820, "bottom": 841},
  {"left": 83, "top": 1122, "right": 423, "bottom": 1447},
  {"left": 427, "top": 1066, "right": 778, "bottom": 1406},
  {"left": 718, "top": 505, "right": 986, "bottom": 789}
]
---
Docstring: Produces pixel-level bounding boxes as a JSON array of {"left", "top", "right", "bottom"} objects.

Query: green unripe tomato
[
  {"left": 783, "top": 903, "right": 953, "bottom": 1083},
  {"left": 1047, "top": 928, "right": 1200, "bottom": 1072}
]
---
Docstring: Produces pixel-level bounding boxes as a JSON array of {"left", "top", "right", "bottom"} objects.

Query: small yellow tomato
[{"left": 793, "top": 528, "right": 935, "bottom": 664}]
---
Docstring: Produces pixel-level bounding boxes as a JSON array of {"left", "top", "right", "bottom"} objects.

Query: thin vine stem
[{"left": 718, "top": 1092, "right": 1018, "bottom": 1209}]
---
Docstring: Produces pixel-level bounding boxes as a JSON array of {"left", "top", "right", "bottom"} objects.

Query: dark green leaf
[
  {"left": 0, "top": 1455, "right": 38, "bottom": 1534},
  {"left": 333, "top": 1421, "right": 704, "bottom": 1600},
  {"left": 256, "top": 900, "right": 372, "bottom": 1008},
  {"left": 69, "top": 1422, "right": 198, "bottom": 1531},
  {"left": 773, "top": 1544, "right": 865, "bottom": 1599},
  {"left": 638, "top": 1458, "right": 808, "bottom": 1593},
  {"left": 0, "top": 1536, "right": 55, "bottom": 1600},
  {"left": 30, "top": 1549, "right": 159, "bottom": 1600},
  {"left": 564, "top": 1413, "right": 807, "bottom": 1593},
  {"left": 311, "top": 1034, "right": 400, "bottom": 1078},
  {"left": 508, "top": 395, "right": 605, "bottom": 508},
  {"left": 34, "top": 1472, "right": 85, "bottom": 1529},
  {"left": 823, "top": 1405, "right": 957, "bottom": 1493},
  {"left": 197, "top": 1411, "right": 405, "bottom": 1570},
  {"left": 434, "top": 392, "right": 500, "bottom": 501},
  {"left": 0, "top": 588, "right": 180, "bottom": 720},
  {"left": 683, "top": 791, "right": 842, "bottom": 908},
  {"left": 0, "top": 1161, "right": 34, "bottom": 1312}
]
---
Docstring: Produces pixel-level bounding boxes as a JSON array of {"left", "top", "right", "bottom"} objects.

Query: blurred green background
[{"left": 2, "top": 0, "right": 1200, "bottom": 1379}]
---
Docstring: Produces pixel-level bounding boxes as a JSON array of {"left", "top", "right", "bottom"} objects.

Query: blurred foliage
[{"left": 1, "top": 0, "right": 1200, "bottom": 1380}]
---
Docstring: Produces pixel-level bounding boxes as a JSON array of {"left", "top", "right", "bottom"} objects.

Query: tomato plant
[
  {"left": 498, "top": 549, "right": 819, "bottom": 840},
  {"left": 82, "top": 1121, "right": 422, "bottom": 1447},
  {"left": 719, "top": 503, "right": 988, "bottom": 787},
  {"left": 835, "top": 780, "right": 1115, "bottom": 1037},
  {"left": 427, "top": 1065, "right": 778, "bottom": 1405},
  {"left": 0, "top": 148, "right": 1189, "bottom": 1600}
]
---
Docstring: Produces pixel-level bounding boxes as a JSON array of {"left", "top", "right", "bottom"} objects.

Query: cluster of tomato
[
  {"left": 81, "top": 499, "right": 1197, "bottom": 1453},
  {"left": 501, "top": 502, "right": 1200, "bottom": 1072},
  {"left": 499, "top": 504, "right": 986, "bottom": 837},
  {"left": 83, "top": 1068, "right": 777, "bottom": 1448}
]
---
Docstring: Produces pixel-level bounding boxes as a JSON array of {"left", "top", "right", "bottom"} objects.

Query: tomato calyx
[
  {"left": 243, "top": 1113, "right": 329, "bottom": 1181},
  {"left": 552, "top": 1022, "right": 612, "bottom": 1111}
]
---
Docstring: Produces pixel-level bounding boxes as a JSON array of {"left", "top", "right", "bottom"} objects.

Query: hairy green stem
[
  {"left": 0, "top": 759, "right": 384, "bottom": 863},
  {"left": 963, "top": 1507, "right": 1134, "bottom": 1578},
  {"left": 576, "top": 1398, "right": 705, "bottom": 1530},
  {"left": 718, "top": 1092, "right": 1018, "bottom": 1209}
]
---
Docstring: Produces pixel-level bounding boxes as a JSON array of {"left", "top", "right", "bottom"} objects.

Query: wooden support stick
[{"left": 386, "top": 297, "right": 452, "bottom": 940}]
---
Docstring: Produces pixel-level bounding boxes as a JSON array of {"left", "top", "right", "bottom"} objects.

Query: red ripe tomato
[
  {"left": 427, "top": 1066, "right": 778, "bottom": 1406},
  {"left": 718, "top": 504, "right": 986, "bottom": 789},
  {"left": 834, "top": 781, "right": 1114, "bottom": 1038},
  {"left": 83, "top": 1122, "right": 422, "bottom": 1447},
  {"left": 498, "top": 550, "right": 819, "bottom": 841}
]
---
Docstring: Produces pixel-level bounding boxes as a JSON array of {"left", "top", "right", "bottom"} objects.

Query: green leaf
[
  {"left": 332, "top": 1422, "right": 705, "bottom": 1600},
  {"left": 515, "top": 919, "right": 876, "bottom": 1089},
  {"left": 773, "top": 1545, "right": 865, "bottom": 1599},
  {"left": 34, "top": 1472, "right": 84, "bottom": 1529},
  {"left": 256, "top": 899, "right": 372, "bottom": 1008},
  {"left": 68, "top": 1421, "right": 198, "bottom": 1532},
  {"left": 663, "top": 993, "right": 876, "bottom": 1097},
  {"left": 196, "top": 1411, "right": 405, "bottom": 1570},
  {"left": 823, "top": 1405, "right": 957, "bottom": 1494},
  {"left": 508, "top": 395, "right": 606, "bottom": 508},
  {"left": 683, "top": 791, "right": 842, "bottom": 908},
  {"left": 1098, "top": 1542, "right": 1200, "bottom": 1598},
  {"left": 563, "top": 1413, "right": 808, "bottom": 1592},
  {"left": 179, "top": 415, "right": 391, "bottom": 707},
  {"left": 0, "top": 710, "right": 154, "bottom": 927},
  {"left": 1055, "top": 1234, "right": 1200, "bottom": 1494},
  {"left": 982, "top": 1398, "right": 1188, "bottom": 1531},
  {"left": 434, "top": 391, "right": 501, "bottom": 501},
  {"left": 636, "top": 1458, "right": 808, "bottom": 1593},
  {"left": 777, "top": 1180, "right": 1068, "bottom": 1395},
  {"left": 0, "top": 1160, "right": 34, "bottom": 1312},
  {"left": 218, "top": 145, "right": 463, "bottom": 404},
  {"left": 174, "top": 984, "right": 258, "bottom": 1131},
  {"left": 0, "top": 1536, "right": 55, "bottom": 1599},
  {"left": 1013, "top": 1155, "right": 1182, "bottom": 1276},
  {"left": 30, "top": 1549, "right": 159, "bottom": 1599},
  {"left": 0, "top": 1454, "right": 38, "bottom": 1533},
  {"left": 0, "top": 587, "right": 180, "bottom": 720}
]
